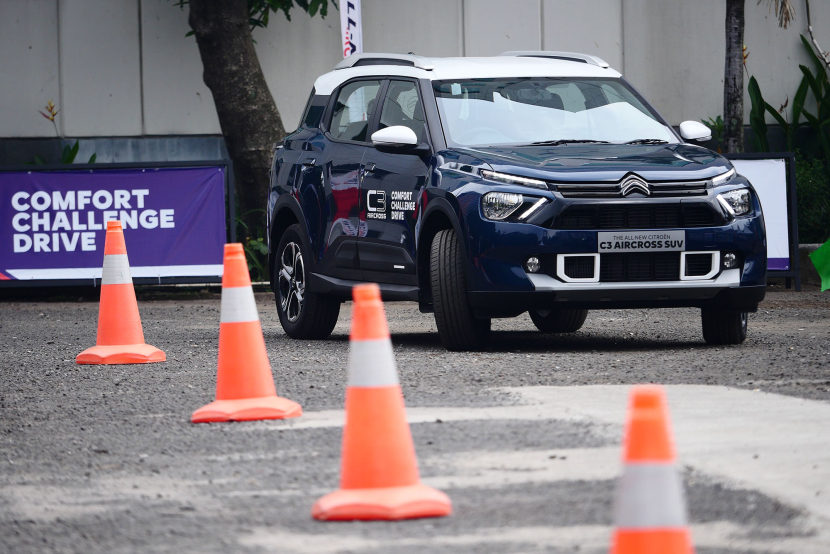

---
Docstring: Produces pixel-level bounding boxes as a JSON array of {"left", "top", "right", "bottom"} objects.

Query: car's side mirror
[
  {"left": 371, "top": 126, "right": 428, "bottom": 155},
  {"left": 679, "top": 121, "right": 712, "bottom": 142}
]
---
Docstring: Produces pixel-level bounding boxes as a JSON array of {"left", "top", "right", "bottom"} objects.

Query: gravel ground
[{"left": 0, "top": 284, "right": 828, "bottom": 553}]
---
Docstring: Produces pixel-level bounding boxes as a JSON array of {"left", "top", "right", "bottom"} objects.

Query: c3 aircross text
[{"left": 267, "top": 52, "right": 766, "bottom": 351}]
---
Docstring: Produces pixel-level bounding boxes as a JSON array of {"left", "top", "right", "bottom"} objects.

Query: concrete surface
[{"left": 0, "top": 286, "right": 828, "bottom": 552}]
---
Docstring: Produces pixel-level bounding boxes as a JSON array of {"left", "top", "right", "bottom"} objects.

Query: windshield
[{"left": 433, "top": 78, "right": 678, "bottom": 147}]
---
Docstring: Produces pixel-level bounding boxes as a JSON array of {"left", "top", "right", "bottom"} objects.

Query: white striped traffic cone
[
  {"left": 76, "top": 220, "right": 165, "bottom": 364},
  {"left": 191, "top": 243, "right": 302, "bottom": 423},
  {"left": 610, "top": 385, "right": 694, "bottom": 554},
  {"left": 312, "top": 283, "right": 452, "bottom": 520}
]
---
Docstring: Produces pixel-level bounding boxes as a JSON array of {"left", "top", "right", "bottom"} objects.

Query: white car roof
[{"left": 312, "top": 53, "right": 622, "bottom": 96}]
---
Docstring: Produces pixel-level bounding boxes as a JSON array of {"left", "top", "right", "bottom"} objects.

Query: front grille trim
[{"left": 555, "top": 178, "right": 711, "bottom": 198}]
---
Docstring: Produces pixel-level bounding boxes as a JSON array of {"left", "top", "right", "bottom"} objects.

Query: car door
[
  {"left": 359, "top": 79, "right": 431, "bottom": 284},
  {"left": 310, "top": 78, "right": 384, "bottom": 280}
]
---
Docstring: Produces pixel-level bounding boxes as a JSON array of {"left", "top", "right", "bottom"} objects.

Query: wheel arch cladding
[
  {"left": 269, "top": 207, "right": 299, "bottom": 291},
  {"left": 418, "top": 203, "right": 467, "bottom": 307}
]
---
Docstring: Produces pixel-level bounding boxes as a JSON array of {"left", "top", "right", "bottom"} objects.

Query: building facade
[{"left": 1, "top": 0, "right": 827, "bottom": 163}]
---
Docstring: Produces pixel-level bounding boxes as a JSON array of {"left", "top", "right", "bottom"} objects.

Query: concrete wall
[{"left": 1, "top": 0, "right": 828, "bottom": 140}]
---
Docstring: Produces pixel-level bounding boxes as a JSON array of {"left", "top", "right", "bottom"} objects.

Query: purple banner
[{"left": 0, "top": 167, "right": 226, "bottom": 282}]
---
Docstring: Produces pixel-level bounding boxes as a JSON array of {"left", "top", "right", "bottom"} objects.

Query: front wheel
[
  {"left": 701, "top": 308, "right": 747, "bottom": 345},
  {"left": 529, "top": 308, "right": 588, "bottom": 333},
  {"left": 430, "top": 229, "right": 490, "bottom": 351},
  {"left": 274, "top": 224, "right": 340, "bottom": 340}
]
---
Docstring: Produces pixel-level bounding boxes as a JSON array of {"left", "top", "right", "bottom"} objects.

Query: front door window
[{"left": 330, "top": 80, "right": 382, "bottom": 142}]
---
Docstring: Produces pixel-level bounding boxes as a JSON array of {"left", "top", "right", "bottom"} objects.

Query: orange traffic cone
[
  {"left": 76, "top": 220, "right": 165, "bottom": 364},
  {"left": 312, "top": 283, "right": 451, "bottom": 521},
  {"left": 610, "top": 385, "right": 694, "bottom": 554},
  {"left": 191, "top": 243, "right": 302, "bottom": 423}
]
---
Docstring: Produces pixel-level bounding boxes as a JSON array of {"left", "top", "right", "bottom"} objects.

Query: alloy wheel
[{"left": 278, "top": 242, "right": 305, "bottom": 323}]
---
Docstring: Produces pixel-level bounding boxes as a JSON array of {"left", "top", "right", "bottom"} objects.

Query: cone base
[
  {"left": 612, "top": 529, "right": 693, "bottom": 554},
  {"left": 312, "top": 483, "right": 452, "bottom": 521},
  {"left": 76, "top": 344, "right": 166, "bottom": 365},
  {"left": 191, "top": 396, "right": 302, "bottom": 423}
]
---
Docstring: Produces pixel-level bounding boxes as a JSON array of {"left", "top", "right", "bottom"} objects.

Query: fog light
[
  {"left": 723, "top": 252, "right": 738, "bottom": 269},
  {"left": 526, "top": 257, "right": 541, "bottom": 273}
]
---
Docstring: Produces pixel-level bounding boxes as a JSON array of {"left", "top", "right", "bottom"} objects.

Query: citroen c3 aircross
[{"left": 267, "top": 52, "right": 766, "bottom": 351}]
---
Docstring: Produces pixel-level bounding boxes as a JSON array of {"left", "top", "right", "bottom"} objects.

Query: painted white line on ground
[
  {"left": 508, "top": 386, "right": 830, "bottom": 523},
  {"left": 238, "top": 520, "right": 830, "bottom": 554},
  {"left": 248, "top": 385, "right": 830, "bottom": 526},
  {"left": 242, "top": 402, "right": 589, "bottom": 431}
]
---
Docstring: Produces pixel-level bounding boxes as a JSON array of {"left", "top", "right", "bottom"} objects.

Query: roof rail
[
  {"left": 499, "top": 51, "right": 610, "bottom": 69},
  {"left": 334, "top": 53, "right": 435, "bottom": 71}
]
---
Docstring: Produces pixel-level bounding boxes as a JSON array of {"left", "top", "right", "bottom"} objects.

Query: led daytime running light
[
  {"left": 481, "top": 169, "right": 547, "bottom": 190},
  {"left": 712, "top": 168, "right": 736, "bottom": 186}
]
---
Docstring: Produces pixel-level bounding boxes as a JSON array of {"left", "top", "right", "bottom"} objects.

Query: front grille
[
  {"left": 682, "top": 206, "right": 719, "bottom": 227},
  {"left": 563, "top": 256, "right": 595, "bottom": 279},
  {"left": 554, "top": 203, "right": 724, "bottom": 230},
  {"left": 600, "top": 252, "right": 680, "bottom": 282},
  {"left": 685, "top": 253, "right": 714, "bottom": 276}
]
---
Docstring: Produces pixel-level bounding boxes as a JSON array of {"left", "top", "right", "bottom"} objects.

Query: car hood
[{"left": 453, "top": 143, "right": 732, "bottom": 182}]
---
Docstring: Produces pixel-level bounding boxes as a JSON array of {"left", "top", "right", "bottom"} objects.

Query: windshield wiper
[
  {"left": 528, "top": 139, "right": 610, "bottom": 146},
  {"left": 625, "top": 138, "right": 669, "bottom": 145}
]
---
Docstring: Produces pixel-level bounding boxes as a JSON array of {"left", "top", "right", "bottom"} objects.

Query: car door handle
[
  {"left": 363, "top": 163, "right": 376, "bottom": 175},
  {"left": 301, "top": 158, "right": 316, "bottom": 168}
]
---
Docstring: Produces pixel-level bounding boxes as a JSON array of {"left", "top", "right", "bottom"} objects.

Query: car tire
[
  {"left": 701, "top": 308, "right": 747, "bottom": 345},
  {"left": 430, "top": 229, "right": 491, "bottom": 351},
  {"left": 529, "top": 308, "right": 588, "bottom": 333},
  {"left": 274, "top": 224, "right": 340, "bottom": 340}
]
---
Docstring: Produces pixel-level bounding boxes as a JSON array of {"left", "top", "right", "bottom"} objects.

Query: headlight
[
  {"left": 482, "top": 192, "right": 523, "bottom": 220},
  {"left": 717, "top": 188, "right": 752, "bottom": 216},
  {"left": 711, "top": 167, "right": 736, "bottom": 186},
  {"left": 480, "top": 169, "right": 547, "bottom": 190}
]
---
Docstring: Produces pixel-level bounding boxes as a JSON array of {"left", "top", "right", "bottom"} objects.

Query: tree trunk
[
  {"left": 188, "top": 0, "right": 285, "bottom": 237},
  {"left": 724, "top": 0, "right": 745, "bottom": 153}
]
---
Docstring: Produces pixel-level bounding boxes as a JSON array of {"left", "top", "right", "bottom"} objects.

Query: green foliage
[
  {"left": 748, "top": 76, "right": 770, "bottom": 152},
  {"left": 27, "top": 140, "right": 97, "bottom": 165},
  {"left": 249, "top": 0, "right": 332, "bottom": 27},
  {"left": 175, "top": 0, "right": 333, "bottom": 35},
  {"left": 745, "top": 35, "right": 819, "bottom": 156},
  {"left": 763, "top": 78, "right": 808, "bottom": 153},
  {"left": 702, "top": 116, "right": 725, "bottom": 152},
  {"left": 244, "top": 236, "right": 269, "bottom": 282},
  {"left": 797, "top": 34, "right": 830, "bottom": 163},
  {"left": 236, "top": 209, "right": 270, "bottom": 281},
  {"left": 795, "top": 153, "right": 830, "bottom": 243}
]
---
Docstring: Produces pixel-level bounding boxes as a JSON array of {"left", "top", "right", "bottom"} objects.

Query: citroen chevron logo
[{"left": 620, "top": 176, "right": 650, "bottom": 196}]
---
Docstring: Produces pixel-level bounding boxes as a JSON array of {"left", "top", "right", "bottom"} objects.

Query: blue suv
[{"left": 268, "top": 52, "right": 766, "bottom": 351}]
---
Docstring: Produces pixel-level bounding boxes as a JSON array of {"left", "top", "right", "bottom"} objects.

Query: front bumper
[{"left": 460, "top": 196, "right": 767, "bottom": 317}]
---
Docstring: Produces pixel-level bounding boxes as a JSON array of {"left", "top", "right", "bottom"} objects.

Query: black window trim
[{"left": 296, "top": 87, "right": 316, "bottom": 131}]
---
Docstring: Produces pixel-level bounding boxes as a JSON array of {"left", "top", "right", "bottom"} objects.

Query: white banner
[
  {"left": 339, "top": 0, "right": 362, "bottom": 58},
  {"left": 730, "top": 158, "right": 790, "bottom": 270}
]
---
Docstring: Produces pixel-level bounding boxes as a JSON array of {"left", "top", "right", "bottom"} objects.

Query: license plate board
[{"left": 598, "top": 230, "right": 686, "bottom": 253}]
